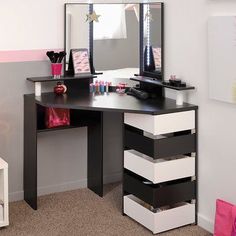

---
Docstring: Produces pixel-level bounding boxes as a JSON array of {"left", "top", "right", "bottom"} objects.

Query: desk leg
[
  {"left": 87, "top": 112, "right": 124, "bottom": 197},
  {"left": 87, "top": 112, "right": 103, "bottom": 196},
  {"left": 24, "top": 95, "right": 37, "bottom": 210}
]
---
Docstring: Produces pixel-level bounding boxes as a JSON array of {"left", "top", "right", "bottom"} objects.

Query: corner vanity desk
[
  {"left": 24, "top": 75, "right": 198, "bottom": 234},
  {"left": 24, "top": 1, "right": 198, "bottom": 234}
]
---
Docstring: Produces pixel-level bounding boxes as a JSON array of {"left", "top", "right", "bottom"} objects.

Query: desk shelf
[
  {"left": 37, "top": 125, "right": 79, "bottom": 133},
  {"left": 36, "top": 104, "right": 97, "bottom": 133},
  {"left": 130, "top": 76, "right": 195, "bottom": 91},
  {"left": 27, "top": 75, "right": 96, "bottom": 96},
  {"left": 27, "top": 75, "right": 96, "bottom": 83},
  {"left": 131, "top": 76, "right": 195, "bottom": 106}
]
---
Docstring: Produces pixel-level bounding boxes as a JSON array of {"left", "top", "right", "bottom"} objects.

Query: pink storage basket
[
  {"left": 232, "top": 207, "right": 236, "bottom": 236},
  {"left": 214, "top": 199, "right": 236, "bottom": 236}
]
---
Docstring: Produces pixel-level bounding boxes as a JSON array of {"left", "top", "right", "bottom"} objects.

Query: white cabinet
[{"left": 0, "top": 158, "right": 9, "bottom": 227}]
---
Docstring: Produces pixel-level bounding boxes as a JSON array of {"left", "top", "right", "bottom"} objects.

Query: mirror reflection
[
  {"left": 93, "top": 4, "right": 139, "bottom": 81},
  {"left": 65, "top": 4, "right": 90, "bottom": 68},
  {"left": 143, "top": 3, "right": 162, "bottom": 78}
]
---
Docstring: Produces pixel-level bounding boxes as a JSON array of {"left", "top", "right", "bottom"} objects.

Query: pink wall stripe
[{"left": 0, "top": 49, "right": 63, "bottom": 63}]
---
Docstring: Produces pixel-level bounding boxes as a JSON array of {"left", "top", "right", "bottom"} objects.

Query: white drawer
[
  {"left": 124, "top": 150, "right": 195, "bottom": 184},
  {"left": 0, "top": 204, "right": 3, "bottom": 222},
  {"left": 124, "top": 110, "right": 195, "bottom": 135},
  {"left": 124, "top": 195, "right": 195, "bottom": 234}
]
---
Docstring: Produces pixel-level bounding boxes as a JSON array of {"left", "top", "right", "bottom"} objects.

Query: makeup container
[
  {"left": 51, "top": 63, "right": 63, "bottom": 79},
  {"left": 47, "top": 51, "right": 66, "bottom": 79}
]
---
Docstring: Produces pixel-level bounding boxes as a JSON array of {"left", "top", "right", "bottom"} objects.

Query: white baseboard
[
  {"left": 38, "top": 179, "right": 88, "bottom": 197},
  {"left": 9, "top": 172, "right": 122, "bottom": 202},
  {"left": 9, "top": 191, "right": 24, "bottom": 202},
  {"left": 198, "top": 213, "right": 214, "bottom": 234}
]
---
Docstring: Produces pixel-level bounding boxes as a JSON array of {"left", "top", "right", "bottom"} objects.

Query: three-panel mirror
[{"left": 65, "top": 3, "right": 163, "bottom": 80}]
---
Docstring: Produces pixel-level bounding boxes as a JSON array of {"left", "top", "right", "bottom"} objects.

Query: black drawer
[
  {"left": 125, "top": 128, "right": 196, "bottom": 159},
  {"left": 123, "top": 170, "right": 196, "bottom": 209}
]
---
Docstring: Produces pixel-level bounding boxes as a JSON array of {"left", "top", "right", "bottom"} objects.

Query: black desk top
[{"left": 26, "top": 92, "right": 198, "bottom": 115}]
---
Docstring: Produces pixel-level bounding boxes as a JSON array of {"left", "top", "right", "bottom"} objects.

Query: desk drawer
[
  {"left": 125, "top": 129, "right": 196, "bottom": 159},
  {"left": 124, "top": 150, "right": 195, "bottom": 184},
  {"left": 123, "top": 171, "right": 195, "bottom": 209},
  {"left": 124, "top": 195, "right": 195, "bottom": 234},
  {"left": 124, "top": 110, "right": 195, "bottom": 135}
]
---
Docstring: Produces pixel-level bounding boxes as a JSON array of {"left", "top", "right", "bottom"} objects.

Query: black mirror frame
[
  {"left": 64, "top": 2, "right": 164, "bottom": 81},
  {"left": 140, "top": 2, "right": 164, "bottom": 81}
]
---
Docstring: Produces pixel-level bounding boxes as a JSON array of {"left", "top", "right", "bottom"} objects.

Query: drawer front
[
  {"left": 124, "top": 110, "right": 195, "bottom": 135},
  {"left": 124, "top": 171, "right": 196, "bottom": 208},
  {"left": 124, "top": 195, "right": 195, "bottom": 234},
  {"left": 124, "top": 150, "right": 195, "bottom": 184},
  {"left": 125, "top": 129, "right": 196, "bottom": 159}
]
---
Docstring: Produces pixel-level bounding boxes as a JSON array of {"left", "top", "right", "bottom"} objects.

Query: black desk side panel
[
  {"left": 87, "top": 111, "right": 123, "bottom": 197},
  {"left": 87, "top": 111, "right": 103, "bottom": 196},
  {"left": 24, "top": 95, "right": 37, "bottom": 210}
]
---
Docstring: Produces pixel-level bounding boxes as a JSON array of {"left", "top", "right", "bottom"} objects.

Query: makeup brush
[
  {"left": 53, "top": 52, "right": 60, "bottom": 63},
  {"left": 46, "top": 51, "right": 55, "bottom": 63},
  {"left": 58, "top": 51, "right": 67, "bottom": 63}
]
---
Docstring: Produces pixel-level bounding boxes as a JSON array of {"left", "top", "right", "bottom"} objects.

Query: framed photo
[{"left": 69, "top": 48, "right": 91, "bottom": 75}]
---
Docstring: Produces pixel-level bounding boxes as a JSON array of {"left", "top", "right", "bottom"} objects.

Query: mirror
[
  {"left": 65, "top": 3, "right": 163, "bottom": 82},
  {"left": 93, "top": 4, "right": 139, "bottom": 82},
  {"left": 65, "top": 4, "right": 90, "bottom": 69},
  {"left": 142, "top": 3, "right": 163, "bottom": 79}
]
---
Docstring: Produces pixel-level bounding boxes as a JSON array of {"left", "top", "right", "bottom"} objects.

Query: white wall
[
  {"left": 0, "top": 0, "right": 66, "bottom": 50},
  {"left": 0, "top": 0, "right": 236, "bottom": 234},
  {"left": 164, "top": 0, "right": 236, "bottom": 233}
]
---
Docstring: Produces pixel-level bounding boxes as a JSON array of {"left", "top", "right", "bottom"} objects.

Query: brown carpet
[{"left": 0, "top": 183, "right": 211, "bottom": 236}]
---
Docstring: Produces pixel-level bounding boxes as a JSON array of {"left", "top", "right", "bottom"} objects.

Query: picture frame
[{"left": 68, "top": 48, "right": 91, "bottom": 75}]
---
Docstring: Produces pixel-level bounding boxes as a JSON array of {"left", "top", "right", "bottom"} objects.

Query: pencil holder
[{"left": 51, "top": 63, "right": 62, "bottom": 79}]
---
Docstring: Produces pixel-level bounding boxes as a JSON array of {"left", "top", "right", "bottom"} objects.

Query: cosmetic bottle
[
  {"left": 108, "top": 82, "right": 112, "bottom": 92},
  {"left": 95, "top": 81, "right": 99, "bottom": 93},
  {"left": 100, "top": 81, "right": 104, "bottom": 93},
  {"left": 90, "top": 83, "right": 94, "bottom": 93},
  {"left": 105, "top": 82, "right": 109, "bottom": 92}
]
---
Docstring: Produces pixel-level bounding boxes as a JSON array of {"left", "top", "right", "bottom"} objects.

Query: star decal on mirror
[{"left": 86, "top": 11, "right": 100, "bottom": 23}]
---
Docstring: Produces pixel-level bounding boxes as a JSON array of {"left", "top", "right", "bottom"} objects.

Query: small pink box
[{"left": 51, "top": 63, "right": 62, "bottom": 78}]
